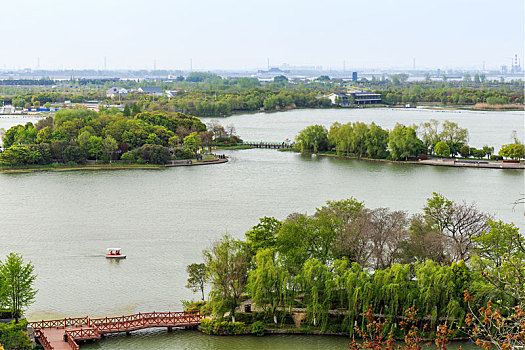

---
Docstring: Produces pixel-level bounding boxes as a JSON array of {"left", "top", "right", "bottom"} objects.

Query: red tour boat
[{"left": 106, "top": 248, "right": 126, "bottom": 259}]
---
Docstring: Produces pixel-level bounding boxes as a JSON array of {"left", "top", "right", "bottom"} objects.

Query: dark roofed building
[{"left": 349, "top": 92, "right": 382, "bottom": 105}]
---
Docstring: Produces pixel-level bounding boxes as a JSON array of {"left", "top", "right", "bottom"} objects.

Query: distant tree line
[{"left": 378, "top": 84, "right": 523, "bottom": 105}]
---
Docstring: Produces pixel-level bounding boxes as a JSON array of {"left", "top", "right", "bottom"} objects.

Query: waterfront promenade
[{"left": 30, "top": 311, "right": 203, "bottom": 350}]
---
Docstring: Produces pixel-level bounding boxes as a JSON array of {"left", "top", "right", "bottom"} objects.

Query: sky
[{"left": 1, "top": 0, "right": 523, "bottom": 71}]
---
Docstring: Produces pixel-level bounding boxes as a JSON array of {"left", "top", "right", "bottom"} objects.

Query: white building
[{"left": 106, "top": 87, "right": 129, "bottom": 98}]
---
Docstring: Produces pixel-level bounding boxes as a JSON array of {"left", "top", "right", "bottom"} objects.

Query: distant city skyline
[{"left": 1, "top": 0, "right": 523, "bottom": 71}]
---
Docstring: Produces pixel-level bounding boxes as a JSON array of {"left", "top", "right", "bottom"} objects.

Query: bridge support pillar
[
  {"left": 167, "top": 326, "right": 173, "bottom": 332},
  {"left": 126, "top": 331, "right": 131, "bottom": 336}
]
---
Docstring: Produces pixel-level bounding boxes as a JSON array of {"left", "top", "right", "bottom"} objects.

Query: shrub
[
  {"left": 174, "top": 148, "right": 193, "bottom": 159},
  {"left": 0, "top": 320, "right": 32, "bottom": 350},
  {"left": 251, "top": 321, "right": 265, "bottom": 336},
  {"left": 199, "top": 319, "right": 246, "bottom": 335},
  {"left": 120, "top": 152, "right": 135, "bottom": 163}
]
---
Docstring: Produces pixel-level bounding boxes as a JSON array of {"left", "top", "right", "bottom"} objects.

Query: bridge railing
[
  {"left": 34, "top": 329, "right": 54, "bottom": 350},
  {"left": 30, "top": 316, "right": 89, "bottom": 330},
  {"left": 65, "top": 333, "right": 80, "bottom": 350},
  {"left": 66, "top": 327, "right": 100, "bottom": 340},
  {"left": 90, "top": 311, "right": 203, "bottom": 333}
]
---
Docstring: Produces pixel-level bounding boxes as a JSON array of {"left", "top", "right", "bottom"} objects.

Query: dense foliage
[
  {"left": 0, "top": 109, "right": 208, "bottom": 167},
  {"left": 295, "top": 119, "right": 520, "bottom": 161},
  {"left": 191, "top": 194, "right": 523, "bottom": 342},
  {"left": 0, "top": 320, "right": 33, "bottom": 350}
]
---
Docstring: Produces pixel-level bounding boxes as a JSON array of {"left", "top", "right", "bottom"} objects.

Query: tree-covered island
[{"left": 0, "top": 108, "right": 239, "bottom": 170}]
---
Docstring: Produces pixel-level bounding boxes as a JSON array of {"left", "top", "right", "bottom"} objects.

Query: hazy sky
[{"left": 1, "top": 0, "right": 523, "bottom": 71}]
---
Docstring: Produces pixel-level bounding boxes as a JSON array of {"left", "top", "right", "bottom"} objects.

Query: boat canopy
[{"left": 107, "top": 248, "right": 121, "bottom": 251}]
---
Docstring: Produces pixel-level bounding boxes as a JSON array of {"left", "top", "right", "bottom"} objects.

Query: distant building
[
  {"left": 137, "top": 86, "right": 164, "bottom": 96},
  {"left": 325, "top": 93, "right": 350, "bottom": 106},
  {"left": 165, "top": 90, "right": 183, "bottom": 98},
  {"left": 106, "top": 87, "right": 128, "bottom": 98},
  {"left": 349, "top": 91, "right": 382, "bottom": 105},
  {"left": 352, "top": 72, "right": 358, "bottom": 81},
  {"left": 257, "top": 67, "right": 290, "bottom": 75}
]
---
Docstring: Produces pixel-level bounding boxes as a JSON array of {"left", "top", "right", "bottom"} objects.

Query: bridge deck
[{"left": 31, "top": 311, "right": 202, "bottom": 350}]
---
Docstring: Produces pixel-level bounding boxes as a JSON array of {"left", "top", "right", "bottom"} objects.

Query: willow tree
[
  {"left": 332, "top": 259, "right": 370, "bottom": 335},
  {"left": 247, "top": 248, "right": 291, "bottom": 324},
  {"left": 295, "top": 259, "right": 334, "bottom": 330},
  {"left": 370, "top": 263, "right": 416, "bottom": 328},
  {"left": 203, "top": 235, "right": 250, "bottom": 322},
  {"left": 295, "top": 125, "right": 328, "bottom": 153},
  {"left": 414, "top": 260, "right": 468, "bottom": 328}
]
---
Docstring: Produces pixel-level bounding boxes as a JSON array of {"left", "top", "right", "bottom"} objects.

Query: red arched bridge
[{"left": 30, "top": 311, "right": 203, "bottom": 350}]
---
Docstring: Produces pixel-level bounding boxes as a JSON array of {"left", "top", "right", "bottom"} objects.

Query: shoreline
[
  {"left": 285, "top": 150, "right": 524, "bottom": 170},
  {"left": 0, "top": 157, "right": 228, "bottom": 174}
]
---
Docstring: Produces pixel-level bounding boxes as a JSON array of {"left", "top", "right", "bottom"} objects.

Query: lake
[{"left": 0, "top": 108, "right": 523, "bottom": 349}]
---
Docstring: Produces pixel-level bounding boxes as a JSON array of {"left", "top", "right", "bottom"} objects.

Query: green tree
[
  {"left": 245, "top": 217, "right": 281, "bottom": 255},
  {"left": 482, "top": 145, "right": 494, "bottom": 159},
  {"left": 388, "top": 124, "right": 425, "bottom": 160},
  {"left": 499, "top": 143, "right": 525, "bottom": 160},
  {"left": 434, "top": 141, "right": 451, "bottom": 158},
  {"left": 77, "top": 130, "right": 92, "bottom": 151},
  {"left": 123, "top": 104, "right": 131, "bottom": 117},
  {"left": 0, "top": 145, "right": 32, "bottom": 166},
  {"left": 183, "top": 132, "right": 201, "bottom": 156},
  {"left": 203, "top": 235, "right": 250, "bottom": 322},
  {"left": 439, "top": 121, "right": 468, "bottom": 156},
  {"left": 247, "top": 248, "right": 290, "bottom": 323},
  {"left": 131, "top": 103, "right": 141, "bottom": 115},
  {"left": 62, "top": 146, "right": 87, "bottom": 164},
  {"left": 88, "top": 136, "right": 104, "bottom": 160},
  {"left": 185, "top": 263, "right": 207, "bottom": 301},
  {"left": 459, "top": 145, "right": 471, "bottom": 158},
  {"left": 473, "top": 219, "right": 522, "bottom": 268},
  {"left": 36, "top": 127, "right": 53, "bottom": 144},
  {"left": 296, "top": 125, "right": 328, "bottom": 153},
  {"left": 0, "top": 253, "right": 37, "bottom": 322},
  {"left": 103, "top": 136, "right": 118, "bottom": 162}
]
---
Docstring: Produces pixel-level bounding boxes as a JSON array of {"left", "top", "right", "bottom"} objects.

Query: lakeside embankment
[
  {"left": 0, "top": 157, "right": 228, "bottom": 174},
  {"left": 279, "top": 149, "right": 524, "bottom": 170}
]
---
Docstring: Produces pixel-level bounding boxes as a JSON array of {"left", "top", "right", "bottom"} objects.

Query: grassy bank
[
  {"left": 0, "top": 163, "right": 166, "bottom": 173},
  {"left": 0, "top": 158, "right": 228, "bottom": 174}
]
